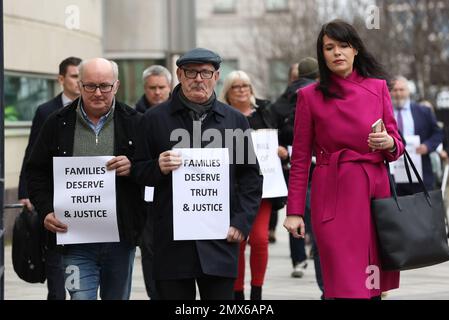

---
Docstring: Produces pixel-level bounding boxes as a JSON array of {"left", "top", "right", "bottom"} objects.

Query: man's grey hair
[
  {"left": 393, "top": 75, "right": 409, "bottom": 86},
  {"left": 142, "top": 65, "right": 172, "bottom": 84},
  {"left": 110, "top": 60, "right": 119, "bottom": 81},
  {"left": 79, "top": 58, "right": 119, "bottom": 81}
]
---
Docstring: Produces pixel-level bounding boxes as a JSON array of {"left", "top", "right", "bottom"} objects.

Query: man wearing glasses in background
[
  {"left": 26, "top": 58, "right": 145, "bottom": 300},
  {"left": 131, "top": 48, "right": 262, "bottom": 300}
]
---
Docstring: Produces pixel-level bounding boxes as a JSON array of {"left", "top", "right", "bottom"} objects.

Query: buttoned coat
[
  {"left": 287, "top": 71, "right": 405, "bottom": 298},
  {"left": 131, "top": 85, "right": 263, "bottom": 280},
  {"left": 26, "top": 99, "right": 145, "bottom": 248}
]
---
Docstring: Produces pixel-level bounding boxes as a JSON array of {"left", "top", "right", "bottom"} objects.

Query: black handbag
[
  {"left": 12, "top": 207, "right": 46, "bottom": 283},
  {"left": 371, "top": 150, "right": 449, "bottom": 271}
]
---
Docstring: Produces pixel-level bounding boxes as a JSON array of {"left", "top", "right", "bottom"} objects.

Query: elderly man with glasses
[
  {"left": 26, "top": 58, "right": 145, "bottom": 300},
  {"left": 132, "top": 48, "right": 263, "bottom": 300}
]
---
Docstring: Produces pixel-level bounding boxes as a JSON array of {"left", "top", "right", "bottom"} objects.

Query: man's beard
[{"left": 392, "top": 98, "right": 406, "bottom": 109}]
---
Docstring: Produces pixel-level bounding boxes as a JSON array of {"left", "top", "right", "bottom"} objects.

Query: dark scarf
[{"left": 178, "top": 88, "right": 215, "bottom": 121}]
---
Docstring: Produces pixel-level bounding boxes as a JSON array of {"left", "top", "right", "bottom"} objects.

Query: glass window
[
  {"left": 268, "top": 60, "right": 289, "bottom": 101},
  {"left": 265, "top": 0, "right": 289, "bottom": 12},
  {"left": 115, "top": 59, "right": 166, "bottom": 107},
  {"left": 215, "top": 59, "right": 239, "bottom": 97},
  {"left": 4, "top": 73, "right": 56, "bottom": 122},
  {"left": 214, "top": 0, "right": 236, "bottom": 13}
]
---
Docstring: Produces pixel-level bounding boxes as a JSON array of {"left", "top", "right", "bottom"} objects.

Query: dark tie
[{"left": 397, "top": 108, "right": 404, "bottom": 134}]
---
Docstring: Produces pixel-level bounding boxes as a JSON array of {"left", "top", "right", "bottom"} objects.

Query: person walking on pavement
[
  {"left": 219, "top": 70, "right": 284, "bottom": 300},
  {"left": 390, "top": 75, "right": 443, "bottom": 195},
  {"left": 18, "top": 56, "right": 81, "bottom": 300},
  {"left": 284, "top": 20, "right": 404, "bottom": 299},
  {"left": 135, "top": 65, "right": 173, "bottom": 300},
  {"left": 131, "top": 48, "right": 263, "bottom": 300},
  {"left": 273, "top": 57, "right": 324, "bottom": 297},
  {"left": 268, "top": 62, "right": 300, "bottom": 244},
  {"left": 27, "top": 58, "right": 146, "bottom": 300}
]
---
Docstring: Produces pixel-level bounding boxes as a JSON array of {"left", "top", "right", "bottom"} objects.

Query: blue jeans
[{"left": 63, "top": 242, "right": 135, "bottom": 300}]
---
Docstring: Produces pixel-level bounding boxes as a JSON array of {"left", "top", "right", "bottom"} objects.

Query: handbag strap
[
  {"left": 403, "top": 149, "right": 431, "bottom": 204},
  {"left": 385, "top": 161, "right": 402, "bottom": 210},
  {"left": 384, "top": 149, "right": 432, "bottom": 210},
  {"left": 403, "top": 150, "right": 413, "bottom": 185}
]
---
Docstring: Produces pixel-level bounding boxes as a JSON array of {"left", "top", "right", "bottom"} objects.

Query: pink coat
[{"left": 287, "top": 71, "right": 404, "bottom": 299}]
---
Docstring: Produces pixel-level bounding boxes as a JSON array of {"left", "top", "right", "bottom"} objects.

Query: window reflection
[{"left": 5, "top": 74, "right": 55, "bottom": 122}]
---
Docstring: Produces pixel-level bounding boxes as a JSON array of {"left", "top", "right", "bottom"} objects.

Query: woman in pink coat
[{"left": 284, "top": 20, "right": 405, "bottom": 299}]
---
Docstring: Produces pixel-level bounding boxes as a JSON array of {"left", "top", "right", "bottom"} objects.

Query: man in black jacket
[
  {"left": 135, "top": 64, "right": 172, "bottom": 300},
  {"left": 132, "top": 48, "right": 263, "bottom": 300},
  {"left": 26, "top": 58, "right": 145, "bottom": 300},
  {"left": 135, "top": 65, "right": 172, "bottom": 113},
  {"left": 273, "top": 57, "right": 324, "bottom": 297},
  {"left": 18, "top": 56, "right": 81, "bottom": 300}
]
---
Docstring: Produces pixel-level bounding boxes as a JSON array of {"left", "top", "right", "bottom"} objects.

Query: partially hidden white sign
[
  {"left": 53, "top": 156, "right": 119, "bottom": 244},
  {"left": 251, "top": 129, "right": 288, "bottom": 198},
  {"left": 172, "top": 148, "right": 229, "bottom": 240},
  {"left": 391, "top": 135, "right": 423, "bottom": 183}
]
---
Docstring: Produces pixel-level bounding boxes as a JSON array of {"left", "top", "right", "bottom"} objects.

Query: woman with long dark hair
[{"left": 284, "top": 19, "right": 404, "bottom": 299}]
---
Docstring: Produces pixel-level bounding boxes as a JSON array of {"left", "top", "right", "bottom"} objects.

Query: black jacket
[
  {"left": 253, "top": 98, "right": 276, "bottom": 129},
  {"left": 272, "top": 78, "right": 315, "bottom": 147},
  {"left": 135, "top": 94, "right": 152, "bottom": 113},
  {"left": 131, "top": 85, "right": 263, "bottom": 280},
  {"left": 19, "top": 93, "right": 64, "bottom": 199},
  {"left": 26, "top": 99, "right": 146, "bottom": 247},
  {"left": 271, "top": 78, "right": 317, "bottom": 183}
]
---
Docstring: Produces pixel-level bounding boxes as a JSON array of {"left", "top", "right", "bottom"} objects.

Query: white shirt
[
  {"left": 61, "top": 93, "right": 74, "bottom": 107},
  {"left": 394, "top": 99, "right": 415, "bottom": 136}
]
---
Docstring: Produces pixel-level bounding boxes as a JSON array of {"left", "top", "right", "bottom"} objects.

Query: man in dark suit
[
  {"left": 18, "top": 56, "right": 81, "bottom": 300},
  {"left": 390, "top": 76, "right": 444, "bottom": 195},
  {"left": 131, "top": 48, "right": 263, "bottom": 300}
]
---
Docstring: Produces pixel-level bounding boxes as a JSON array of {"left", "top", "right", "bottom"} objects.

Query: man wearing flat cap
[{"left": 132, "top": 48, "right": 263, "bottom": 300}]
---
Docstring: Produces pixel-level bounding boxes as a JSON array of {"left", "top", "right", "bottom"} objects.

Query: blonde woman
[{"left": 219, "top": 70, "right": 287, "bottom": 300}]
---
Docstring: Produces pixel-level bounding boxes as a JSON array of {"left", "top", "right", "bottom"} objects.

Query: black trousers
[
  {"left": 45, "top": 246, "right": 66, "bottom": 300},
  {"left": 140, "top": 214, "right": 159, "bottom": 300},
  {"left": 156, "top": 276, "right": 235, "bottom": 300}
]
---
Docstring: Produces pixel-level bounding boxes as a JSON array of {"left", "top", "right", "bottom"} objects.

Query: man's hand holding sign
[
  {"left": 106, "top": 155, "right": 132, "bottom": 176},
  {"left": 47, "top": 155, "right": 129, "bottom": 236},
  {"left": 159, "top": 148, "right": 244, "bottom": 243},
  {"left": 51, "top": 156, "right": 131, "bottom": 244}
]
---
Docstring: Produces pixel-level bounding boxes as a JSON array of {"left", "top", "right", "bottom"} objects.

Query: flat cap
[
  {"left": 176, "top": 48, "right": 222, "bottom": 70},
  {"left": 298, "top": 57, "right": 319, "bottom": 79}
]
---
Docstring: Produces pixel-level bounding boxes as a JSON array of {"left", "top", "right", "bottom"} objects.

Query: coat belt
[{"left": 315, "top": 149, "right": 385, "bottom": 223}]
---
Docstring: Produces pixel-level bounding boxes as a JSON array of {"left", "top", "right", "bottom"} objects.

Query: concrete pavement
[{"left": 4, "top": 214, "right": 449, "bottom": 300}]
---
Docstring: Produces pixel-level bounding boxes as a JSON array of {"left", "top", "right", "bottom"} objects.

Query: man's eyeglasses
[
  {"left": 231, "top": 84, "right": 251, "bottom": 91},
  {"left": 182, "top": 68, "right": 215, "bottom": 80},
  {"left": 80, "top": 81, "right": 116, "bottom": 93}
]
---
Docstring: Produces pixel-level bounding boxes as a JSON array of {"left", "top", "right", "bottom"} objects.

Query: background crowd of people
[{"left": 16, "top": 18, "right": 447, "bottom": 300}]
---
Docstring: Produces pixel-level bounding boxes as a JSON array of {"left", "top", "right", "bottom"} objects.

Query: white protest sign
[
  {"left": 251, "top": 129, "right": 288, "bottom": 198},
  {"left": 391, "top": 135, "right": 423, "bottom": 183},
  {"left": 288, "top": 145, "right": 293, "bottom": 158},
  {"left": 172, "top": 148, "right": 229, "bottom": 240},
  {"left": 144, "top": 186, "right": 154, "bottom": 202},
  {"left": 53, "top": 156, "right": 119, "bottom": 244}
]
